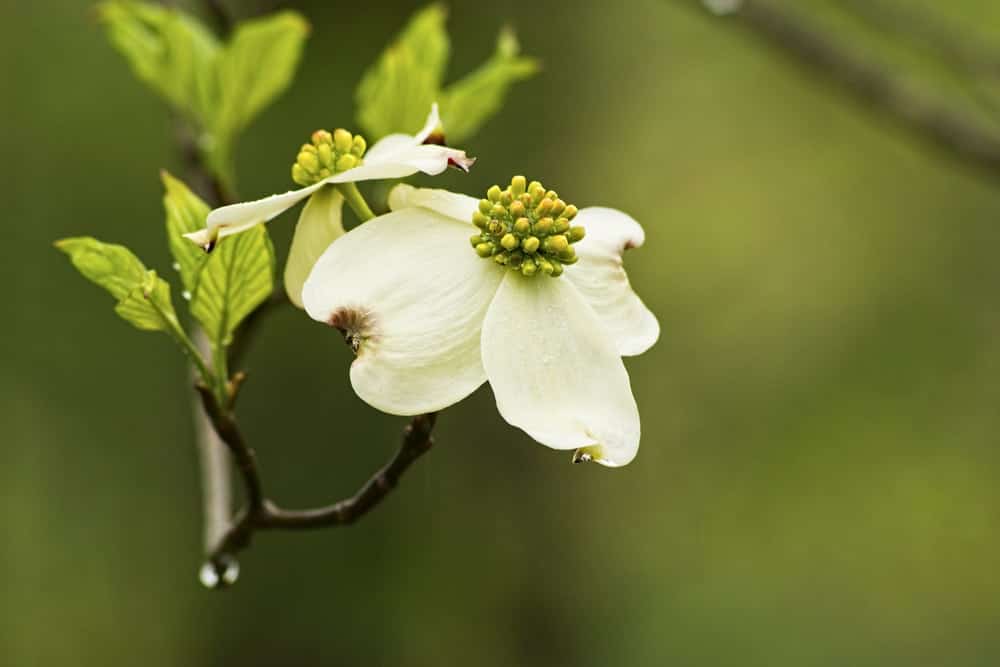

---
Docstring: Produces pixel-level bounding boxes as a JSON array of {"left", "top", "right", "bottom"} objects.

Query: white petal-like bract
[
  {"left": 346, "top": 104, "right": 474, "bottom": 181},
  {"left": 302, "top": 208, "right": 504, "bottom": 415},
  {"left": 481, "top": 273, "right": 641, "bottom": 466},
  {"left": 564, "top": 207, "right": 660, "bottom": 356},
  {"left": 187, "top": 181, "right": 325, "bottom": 246},
  {"left": 388, "top": 184, "right": 480, "bottom": 222},
  {"left": 284, "top": 186, "right": 345, "bottom": 308},
  {"left": 190, "top": 105, "right": 473, "bottom": 246}
]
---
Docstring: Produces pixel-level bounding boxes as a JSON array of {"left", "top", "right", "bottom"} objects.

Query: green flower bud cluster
[
  {"left": 291, "top": 129, "right": 368, "bottom": 186},
  {"left": 469, "top": 175, "right": 585, "bottom": 278}
]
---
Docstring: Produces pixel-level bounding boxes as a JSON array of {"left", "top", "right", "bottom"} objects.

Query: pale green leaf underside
[
  {"left": 55, "top": 236, "right": 148, "bottom": 301},
  {"left": 98, "top": 1, "right": 220, "bottom": 123},
  {"left": 114, "top": 271, "right": 180, "bottom": 332},
  {"left": 191, "top": 225, "right": 275, "bottom": 349},
  {"left": 56, "top": 237, "right": 180, "bottom": 333}
]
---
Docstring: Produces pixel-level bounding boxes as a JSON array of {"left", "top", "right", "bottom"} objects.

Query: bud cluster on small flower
[
  {"left": 468, "top": 176, "right": 585, "bottom": 277},
  {"left": 291, "top": 129, "right": 368, "bottom": 186}
]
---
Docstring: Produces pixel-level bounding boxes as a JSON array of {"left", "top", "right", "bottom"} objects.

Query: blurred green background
[{"left": 4, "top": 0, "right": 1000, "bottom": 665}]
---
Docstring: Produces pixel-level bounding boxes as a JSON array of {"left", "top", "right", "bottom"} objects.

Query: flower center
[
  {"left": 468, "top": 176, "right": 586, "bottom": 277},
  {"left": 291, "top": 129, "right": 368, "bottom": 186}
]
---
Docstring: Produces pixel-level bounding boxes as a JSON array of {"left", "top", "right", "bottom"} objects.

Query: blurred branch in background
[
  {"left": 687, "top": 0, "right": 1000, "bottom": 181},
  {"left": 837, "top": 0, "right": 1000, "bottom": 79}
]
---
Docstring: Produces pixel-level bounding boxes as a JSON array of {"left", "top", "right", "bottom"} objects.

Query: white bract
[
  {"left": 301, "top": 179, "right": 659, "bottom": 467},
  {"left": 183, "top": 104, "right": 474, "bottom": 306}
]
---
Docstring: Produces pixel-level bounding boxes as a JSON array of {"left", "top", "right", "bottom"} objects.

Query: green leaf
[
  {"left": 98, "top": 1, "right": 220, "bottom": 123},
  {"left": 213, "top": 11, "right": 310, "bottom": 140},
  {"left": 56, "top": 237, "right": 181, "bottom": 333},
  {"left": 356, "top": 3, "right": 450, "bottom": 139},
  {"left": 114, "top": 270, "right": 181, "bottom": 332},
  {"left": 205, "top": 10, "right": 310, "bottom": 187},
  {"left": 160, "top": 171, "right": 210, "bottom": 292},
  {"left": 190, "top": 225, "right": 275, "bottom": 350},
  {"left": 100, "top": 3, "right": 309, "bottom": 188},
  {"left": 55, "top": 236, "right": 148, "bottom": 301},
  {"left": 439, "top": 27, "right": 540, "bottom": 143}
]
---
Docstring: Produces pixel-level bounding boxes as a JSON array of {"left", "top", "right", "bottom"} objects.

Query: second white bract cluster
[{"left": 184, "top": 104, "right": 474, "bottom": 307}]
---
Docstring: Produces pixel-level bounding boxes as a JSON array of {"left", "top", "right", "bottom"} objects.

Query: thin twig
[
  {"left": 193, "top": 332, "right": 232, "bottom": 550},
  {"left": 679, "top": 0, "right": 1000, "bottom": 180},
  {"left": 195, "top": 384, "right": 265, "bottom": 512},
  {"left": 205, "top": 413, "right": 438, "bottom": 566}
]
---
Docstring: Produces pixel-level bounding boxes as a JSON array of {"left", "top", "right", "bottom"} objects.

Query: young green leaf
[
  {"left": 100, "top": 3, "right": 309, "bottom": 188},
  {"left": 439, "top": 28, "right": 540, "bottom": 143},
  {"left": 190, "top": 225, "right": 275, "bottom": 350},
  {"left": 98, "top": 1, "right": 220, "bottom": 123},
  {"left": 355, "top": 4, "right": 538, "bottom": 143},
  {"left": 356, "top": 3, "right": 449, "bottom": 139},
  {"left": 55, "top": 236, "right": 148, "bottom": 301},
  {"left": 57, "top": 236, "right": 211, "bottom": 380},
  {"left": 213, "top": 11, "right": 310, "bottom": 142},
  {"left": 114, "top": 270, "right": 182, "bottom": 332},
  {"left": 56, "top": 237, "right": 182, "bottom": 334},
  {"left": 161, "top": 171, "right": 210, "bottom": 292}
]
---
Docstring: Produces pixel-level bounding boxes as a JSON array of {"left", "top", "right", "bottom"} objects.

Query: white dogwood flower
[
  {"left": 183, "top": 104, "right": 475, "bottom": 306},
  {"left": 301, "top": 177, "right": 659, "bottom": 467}
]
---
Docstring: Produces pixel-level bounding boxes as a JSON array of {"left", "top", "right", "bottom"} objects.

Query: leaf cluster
[
  {"left": 57, "top": 174, "right": 275, "bottom": 398},
  {"left": 356, "top": 4, "right": 540, "bottom": 142},
  {"left": 98, "top": 1, "right": 309, "bottom": 189}
]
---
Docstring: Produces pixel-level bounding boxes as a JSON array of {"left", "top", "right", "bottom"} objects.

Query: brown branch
[
  {"left": 678, "top": 0, "right": 1000, "bottom": 180},
  {"left": 195, "top": 384, "right": 265, "bottom": 513},
  {"left": 204, "top": 412, "right": 438, "bottom": 571}
]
